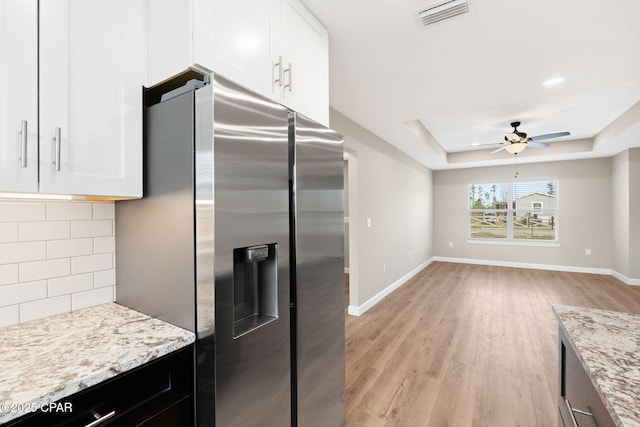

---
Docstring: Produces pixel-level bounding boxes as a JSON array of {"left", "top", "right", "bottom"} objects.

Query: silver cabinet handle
[
  {"left": 53, "top": 127, "right": 61, "bottom": 171},
  {"left": 84, "top": 410, "right": 116, "bottom": 427},
  {"left": 274, "top": 56, "right": 283, "bottom": 87},
  {"left": 20, "top": 120, "right": 28, "bottom": 168},
  {"left": 284, "top": 62, "right": 293, "bottom": 92},
  {"left": 564, "top": 398, "right": 594, "bottom": 427},
  {"left": 563, "top": 399, "right": 579, "bottom": 427}
]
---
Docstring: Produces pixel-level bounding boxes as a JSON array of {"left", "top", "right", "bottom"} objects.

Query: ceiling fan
[{"left": 473, "top": 122, "right": 570, "bottom": 155}]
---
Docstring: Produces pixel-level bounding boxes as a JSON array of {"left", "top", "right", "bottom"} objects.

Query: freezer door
[
  {"left": 212, "top": 75, "right": 291, "bottom": 427},
  {"left": 292, "top": 113, "right": 346, "bottom": 427}
]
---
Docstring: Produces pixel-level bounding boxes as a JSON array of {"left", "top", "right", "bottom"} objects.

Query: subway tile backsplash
[{"left": 0, "top": 200, "right": 116, "bottom": 327}]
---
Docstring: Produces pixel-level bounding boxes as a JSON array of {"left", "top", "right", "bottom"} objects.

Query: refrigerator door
[
  {"left": 291, "top": 112, "right": 346, "bottom": 427},
  {"left": 211, "top": 75, "right": 291, "bottom": 427}
]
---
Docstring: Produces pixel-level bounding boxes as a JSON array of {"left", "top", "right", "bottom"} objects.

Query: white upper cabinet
[
  {"left": 277, "top": 0, "right": 329, "bottom": 125},
  {"left": 39, "top": 0, "right": 144, "bottom": 198},
  {"left": 0, "top": 0, "right": 38, "bottom": 192},
  {"left": 193, "top": 0, "right": 279, "bottom": 97},
  {"left": 147, "top": 0, "right": 329, "bottom": 125},
  {"left": 145, "top": 0, "right": 193, "bottom": 86}
]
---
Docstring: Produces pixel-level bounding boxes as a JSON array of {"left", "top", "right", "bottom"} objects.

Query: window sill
[{"left": 467, "top": 239, "right": 561, "bottom": 248}]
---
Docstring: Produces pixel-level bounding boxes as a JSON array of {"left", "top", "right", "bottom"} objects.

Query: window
[{"left": 468, "top": 179, "right": 558, "bottom": 242}]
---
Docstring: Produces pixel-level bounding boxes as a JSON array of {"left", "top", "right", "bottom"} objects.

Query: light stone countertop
[
  {"left": 0, "top": 302, "right": 195, "bottom": 424},
  {"left": 553, "top": 305, "right": 640, "bottom": 427}
]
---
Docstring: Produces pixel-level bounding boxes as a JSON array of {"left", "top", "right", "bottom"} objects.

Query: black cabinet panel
[
  {"left": 135, "top": 397, "right": 193, "bottom": 427},
  {"left": 7, "top": 346, "right": 194, "bottom": 427},
  {"left": 558, "top": 329, "right": 615, "bottom": 427}
]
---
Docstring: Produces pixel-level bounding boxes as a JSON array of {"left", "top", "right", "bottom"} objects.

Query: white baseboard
[
  {"left": 348, "top": 258, "right": 434, "bottom": 316},
  {"left": 432, "top": 256, "right": 612, "bottom": 275},
  {"left": 611, "top": 269, "right": 640, "bottom": 286},
  {"left": 436, "top": 256, "right": 640, "bottom": 285},
  {"left": 347, "top": 257, "right": 640, "bottom": 317}
]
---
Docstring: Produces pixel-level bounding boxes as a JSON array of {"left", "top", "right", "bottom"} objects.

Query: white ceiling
[{"left": 302, "top": 0, "right": 640, "bottom": 169}]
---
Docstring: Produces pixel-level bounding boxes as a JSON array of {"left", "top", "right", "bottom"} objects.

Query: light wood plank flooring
[{"left": 345, "top": 262, "right": 640, "bottom": 426}]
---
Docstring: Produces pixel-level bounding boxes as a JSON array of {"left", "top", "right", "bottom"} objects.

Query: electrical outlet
[
  {"left": 366, "top": 218, "right": 372, "bottom": 228},
  {"left": 449, "top": 242, "right": 454, "bottom": 248},
  {"left": 382, "top": 263, "right": 386, "bottom": 272},
  {"left": 586, "top": 249, "right": 592, "bottom": 256}
]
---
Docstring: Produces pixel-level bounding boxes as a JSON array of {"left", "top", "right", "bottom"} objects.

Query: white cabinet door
[
  {"left": 0, "top": 0, "right": 38, "bottom": 192},
  {"left": 279, "top": 0, "right": 329, "bottom": 125},
  {"left": 39, "top": 0, "right": 144, "bottom": 198},
  {"left": 193, "top": 0, "right": 279, "bottom": 98},
  {"left": 146, "top": 0, "right": 193, "bottom": 87},
  {"left": 145, "top": 0, "right": 329, "bottom": 125}
]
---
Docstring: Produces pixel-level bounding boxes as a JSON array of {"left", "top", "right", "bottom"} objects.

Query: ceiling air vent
[{"left": 417, "top": 0, "right": 469, "bottom": 26}]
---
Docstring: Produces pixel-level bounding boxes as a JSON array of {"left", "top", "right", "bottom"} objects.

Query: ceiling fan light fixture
[{"left": 504, "top": 143, "right": 527, "bottom": 155}]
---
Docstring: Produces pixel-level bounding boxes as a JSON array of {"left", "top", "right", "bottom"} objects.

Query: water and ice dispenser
[{"left": 232, "top": 244, "right": 278, "bottom": 338}]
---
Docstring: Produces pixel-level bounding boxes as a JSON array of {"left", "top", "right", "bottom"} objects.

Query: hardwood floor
[{"left": 345, "top": 262, "right": 640, "bottom": 426}]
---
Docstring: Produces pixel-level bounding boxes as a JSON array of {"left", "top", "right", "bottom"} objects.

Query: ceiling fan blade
[
  {"left": 526, "top": 141, "right": 550, "bottom": 148},
  {"left": 491, "top": 146, "right": 507, "bottom": 154},
  {"left": 469, "top": 142, "right": 504, "bottom": 147},
  {"left": 530, "top": 131, "right": 570, "bottom": 141}
]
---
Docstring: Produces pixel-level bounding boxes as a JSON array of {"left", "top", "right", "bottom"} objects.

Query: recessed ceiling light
[{"left": 542, "top": 77, "right": 565, "bottom": 87}]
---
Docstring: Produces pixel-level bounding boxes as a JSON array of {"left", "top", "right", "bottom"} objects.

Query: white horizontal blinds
[
  {"left": 468, "top": 179, "right": 558, "bottom": 241},
  {"left": 468, "top": 182, "right": 509, "bottom": 239},
  {"left": 512, "top": 179, "right": 558, "bottom": 241}
]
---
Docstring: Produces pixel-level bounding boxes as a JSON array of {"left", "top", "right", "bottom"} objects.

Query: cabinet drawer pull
[
  {"left": 53, "top": 127, "right": 61, "bottom": 171},
  {"left": 84, "top": 410, "right": 116, "bottom": 427},
  {"left": 284, "top": 62, "right": 293, "bottom": 92},
  {"left": 564, "top": 398, "right": 594, "bottom": 427},
  {"left": 274, "top": 56, "right": 283, "bottom": 87},
  {"left": 20, "top": 120, "right": 28, "bottom": 168},
  {"left": 572, "top": 407, "right": 594, "bottom": 417}
]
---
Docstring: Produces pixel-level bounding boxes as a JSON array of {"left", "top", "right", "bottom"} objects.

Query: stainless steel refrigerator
[{"left": 116, "top": 68, "right": 345, "bottom": 427}]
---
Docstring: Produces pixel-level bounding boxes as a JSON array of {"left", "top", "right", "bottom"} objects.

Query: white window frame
[
  {"left": 532, "top": 202, "right": 543, "bottom": 210},
  {"left": 468, "top": 179, "right": 559, "bottom": 246}
]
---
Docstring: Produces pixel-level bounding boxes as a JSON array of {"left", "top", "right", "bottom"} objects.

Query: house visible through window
[{"left": 468, "top": 179, "right": 558, "bottom": 241}]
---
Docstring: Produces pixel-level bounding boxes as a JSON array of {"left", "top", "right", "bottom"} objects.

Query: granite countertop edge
[
  {"left": 553, "top": 307, "right": 623, "bottom": 427},
  {"left": 553, "top": 304, "right": 639, "bottom": 427},
  {"left": 0, "top": 303, "right": 195, "bottom": 424}
]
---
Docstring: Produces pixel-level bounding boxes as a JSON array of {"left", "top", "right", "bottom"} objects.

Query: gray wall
[
  {"left": 612, "top": 151, "right": 630, "bottom": 276},
  {"left": 433, "top": 158, "right": 613, "bottom": 270},
  {"left": 330, "top": 109, "right": 433, "bottom": 307},
  {"left": 630, "top": 149, "right": 640, "bottom": 278},
  {"left": 343, "top": 160, "right": 349, "bottom": 269},
  {"left": 612, "top": 148, "right": 640, "bottom": 279}
]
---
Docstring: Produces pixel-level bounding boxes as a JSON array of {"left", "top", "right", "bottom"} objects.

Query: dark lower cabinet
[
  {"left": 6, "top": 346, "right": 194, "bottom": 427},
  {"left": 558, "top": 329, "right": 614, "bottom": 427}
]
